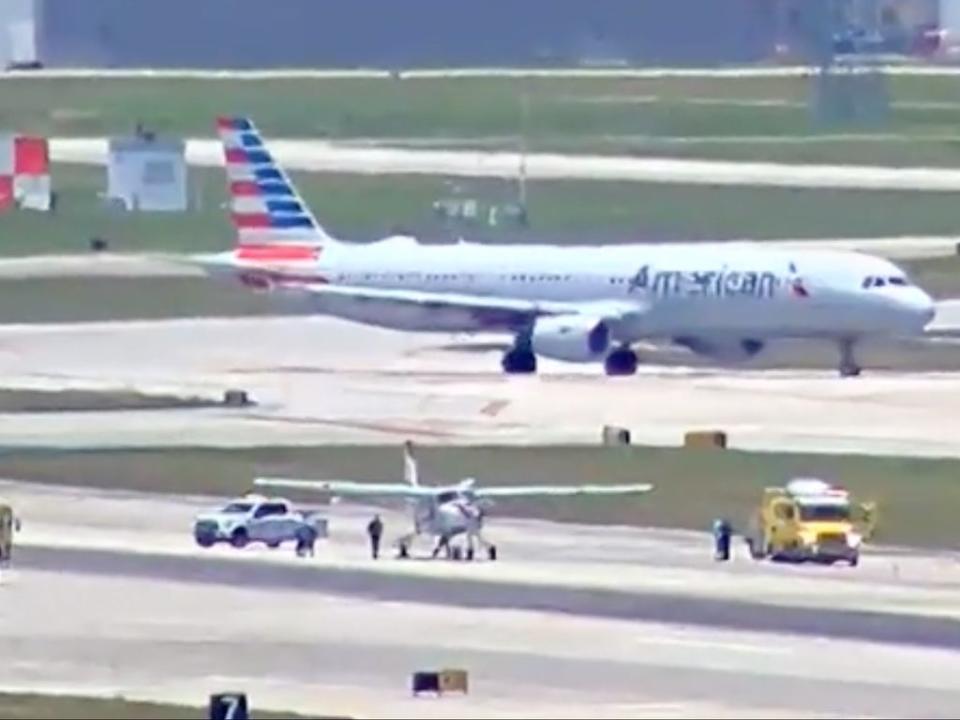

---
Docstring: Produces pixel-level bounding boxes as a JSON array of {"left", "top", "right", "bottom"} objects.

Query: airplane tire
[
  {"left": 501, "top": 349, "right": 537, "bottom": 374},
  {"left": 839, "top": 363, "right": 862, "bottom": 378},
  {"left": 604, "top": 348, "right": 638, "bottom": 376},
  {"left": 451, "top": 546, "right": 462, "bottom": 561},
  {"left": 488, "top": 545, "right": 497, "bottom": 561},
  {"left": 466, "top": 547, "right": 475, "bottom": 561}
]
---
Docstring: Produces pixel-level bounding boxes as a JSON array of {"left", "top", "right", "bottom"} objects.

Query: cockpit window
[{"left": 863, "top": 275, "right": 909, "bottom": 289}]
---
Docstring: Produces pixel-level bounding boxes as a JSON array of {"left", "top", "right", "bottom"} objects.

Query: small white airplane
[
  {"left": 253, "top": 440, "right": 653, "bottom": 560},
  {"left": 194, "top": 116, "right": 940, "bottom": 378}
]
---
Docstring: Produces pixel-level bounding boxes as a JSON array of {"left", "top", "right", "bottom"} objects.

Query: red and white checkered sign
[{"left": 0, "top": 135, "right": 51, "bottom": 212}]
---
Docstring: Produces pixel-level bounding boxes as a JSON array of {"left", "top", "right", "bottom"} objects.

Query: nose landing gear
[{"left": 838, "top": 339, "right": 862, "bottom": 378}]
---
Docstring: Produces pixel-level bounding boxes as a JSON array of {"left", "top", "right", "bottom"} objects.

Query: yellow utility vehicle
[{"left": 745, "top": 478, "right": 876, "bottom": 567}]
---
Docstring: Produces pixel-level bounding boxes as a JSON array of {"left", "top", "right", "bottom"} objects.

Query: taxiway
[
  {"left": 0, "top": 316, "right": 958, "bottom": 454},
  {"left": 4, "top": 480, "right": 960, "bottom": 718}
]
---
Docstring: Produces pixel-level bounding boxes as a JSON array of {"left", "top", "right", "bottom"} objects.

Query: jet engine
[
  {"left": 673, "top": 336, "right": 766, "bottom": 362},
  {"left": 531, "top": 315, "right": 611, "bottom": 363}
]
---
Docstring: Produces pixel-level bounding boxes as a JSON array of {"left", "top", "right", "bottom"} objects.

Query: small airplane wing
[
  {"left": 253, "top": 477, "right": 435, "bottom": 498},
  {"left": 474, "top": 483, "right": 654, "bottom": 498},
  {"left": 272, "top": 282, "right": 647, "bottom": 333}
]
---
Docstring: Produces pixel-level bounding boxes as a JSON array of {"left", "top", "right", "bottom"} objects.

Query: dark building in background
[
  {"left": 0, "top": 0, "right": 943, "bottom": 70},
  {"left": 32, "top": 0, "right": 782, "bottom": 68}
]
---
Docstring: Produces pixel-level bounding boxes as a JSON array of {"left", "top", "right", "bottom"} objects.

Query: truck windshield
[
  {"left": 222, "top": 502, "right": 253, "bottom": 513},
  {"left": 799, "top": 504, "right": 849, "bottom": 522}
]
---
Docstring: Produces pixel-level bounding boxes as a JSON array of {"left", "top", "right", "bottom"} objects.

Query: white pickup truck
[{"left": 193, "top": 494, "right": 328, "bottom": 549}]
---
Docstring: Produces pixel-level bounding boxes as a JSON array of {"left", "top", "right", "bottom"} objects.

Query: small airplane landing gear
[{"left": 488, "top": 545, "right": 497, "bottom": 561}]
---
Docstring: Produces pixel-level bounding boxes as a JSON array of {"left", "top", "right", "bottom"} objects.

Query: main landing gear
[
  {"left": 501, "top": 346, "right": 537, "bottom": 374},
  {"left": 604, "top": 346, "right": 638, "bottom": 376},
  {"left": 838, "top": 339, "right": 862, "bottom": 378}
]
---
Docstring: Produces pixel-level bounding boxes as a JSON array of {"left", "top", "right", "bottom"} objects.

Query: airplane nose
[{"left": 904, "top": 288, "right": 936, "bottom": 328}]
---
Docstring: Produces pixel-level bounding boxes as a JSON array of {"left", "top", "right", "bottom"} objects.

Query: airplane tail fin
[
  {"left": 403, "top": 440, "right": 419, "bottom": 487},
  {"left": 216, "top": 116, "right": 337, "bottom": 258}
]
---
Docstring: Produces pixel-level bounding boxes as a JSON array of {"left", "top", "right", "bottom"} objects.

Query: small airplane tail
[
  {"left": 216, "top": 115, "right": 338, "bottom": 260},
  {"left": 403, "top": 440, "right": 419, "bottom": 487}
]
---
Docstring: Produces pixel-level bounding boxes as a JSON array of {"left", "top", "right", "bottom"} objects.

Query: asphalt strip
[{"left": 18, "top": 544, "right": 960, "bottom": 651}]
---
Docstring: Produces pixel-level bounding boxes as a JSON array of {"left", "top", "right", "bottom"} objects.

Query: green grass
[
  {"left": 0, "top": 388, "right": 220, "bottom": 413},
  {"left": 2, "top": 444, "right": 960, "bottom": 549},
  {"left": 6, "top": 75, "right": 960, "bottom": 165},
  {"left": 0, "top": 692, "right": 314, "bottom": 720},
  {"left": 0, "top": 75, "right": 958, "bottom": 139},
  {"left": 6, "top": 164, "right": 960, "bottom": 259},
  {"left": 0, "top": 277, "right": 280, "bottom": 323}
]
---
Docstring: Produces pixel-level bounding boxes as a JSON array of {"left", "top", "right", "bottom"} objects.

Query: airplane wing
[
  {"left": 474, "top": 483, "right": 654, "bottom": 498},
  {"left": 254, "top": 477, "right": 435, "bottom": 498},
  {"left": 271, "top": 282, "right": 646, "bottom": 333}
]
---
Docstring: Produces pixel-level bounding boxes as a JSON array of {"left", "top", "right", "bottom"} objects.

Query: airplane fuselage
[
  {"left": 208, "top": 116, "right": 938, "bottom": 377},
  {"left": 209, "top": 237, "right": 935, "bottom": 342},
  {"left": 412, "top": 488, "right": 484, "bottom": 539}
]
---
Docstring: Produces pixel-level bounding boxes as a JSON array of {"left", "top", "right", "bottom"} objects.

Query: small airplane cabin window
[
  {"left": 436, "top": 491, "right": 458, "bottom": 504},
  {"left": 888, "top": 276, "right": 907, "bottom": 286}
]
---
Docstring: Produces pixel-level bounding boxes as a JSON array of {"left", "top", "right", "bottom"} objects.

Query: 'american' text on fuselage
[{"left": 628, "top": 265, "right": 780, "bottom": 299}]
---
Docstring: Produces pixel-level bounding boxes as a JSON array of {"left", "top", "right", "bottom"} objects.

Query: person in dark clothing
[
  {"left": 295, "top": 523, "right": 317, "bottom": 557},
  {"left": 367, "top": 515, "right": 384, "bottom": 559},
  {"left": 712, "top": 518, "right": 732, "bottom": 561}
]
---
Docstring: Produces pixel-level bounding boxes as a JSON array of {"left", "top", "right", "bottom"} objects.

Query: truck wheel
[
  {"left": 230, "top": 528, "right": 249, "bottom": 548},
  {"left": 195, "top": 535, "right": 215, "bottom": 548},
  {"left": 850, "top": 554, "right": 859, "bottom": 567},
  {"left": 267, "top": 540, "right": 281, "bottom": 549}
]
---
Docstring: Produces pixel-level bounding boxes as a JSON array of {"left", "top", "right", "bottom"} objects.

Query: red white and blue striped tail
[{"left": 216, "top": 116, "right": 334, "bottom": 258}]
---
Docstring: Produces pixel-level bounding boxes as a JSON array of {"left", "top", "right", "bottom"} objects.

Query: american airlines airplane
[{"left": 196, "top": 116, "right": 938, "bottom": 378}]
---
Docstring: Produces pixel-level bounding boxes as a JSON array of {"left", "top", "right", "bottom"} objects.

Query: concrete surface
[
  {"left": 6, "top": 480, "right": 960, "bottom": 628},
  {"left": 0, "top": 316, "right": 959, "bottom": 453},
  {"left": 10, "top": 569, "right": 960, "bottom": 719},
  {"left": 5, "top": 480, "right": 960, "bottom": 718},
  {"left": 49, "top": 137, "right": 960, "bottom": 191}
]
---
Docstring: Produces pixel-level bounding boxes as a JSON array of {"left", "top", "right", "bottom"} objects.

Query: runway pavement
[
  {"left": 49, "top": 137, "right": 960, "bottom": 191},
  {"left": 5, "top": 480, "right": 960, "bottom": 717},
  {"left": 10, "top": 568, "right": 960, "bottom": 719},
  {"left": 7, "top": 481, "right": 960, "bottom": 629},
  {"left": 0, "top": 316, "right": 959, "bottom": 453}
]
